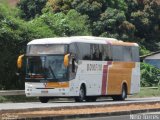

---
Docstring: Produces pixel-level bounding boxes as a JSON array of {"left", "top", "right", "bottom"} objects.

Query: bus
[{"left": 17, "top": 36, "right": 140, "bottom": 103}]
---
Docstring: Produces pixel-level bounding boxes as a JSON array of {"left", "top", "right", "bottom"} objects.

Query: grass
[
  {"left": 130, "top": 87, "right": 160, "bottom": 98},
  {"left": 0, "top": 87, "right": 160, "bottom": 103},
  {"left": 0, "top": 95, "right": 38, "bottom": 103}
]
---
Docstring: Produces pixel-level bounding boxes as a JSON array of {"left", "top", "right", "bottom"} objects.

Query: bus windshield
[{"left": 26, "top": 55, "right": 68, "bottom": 81}]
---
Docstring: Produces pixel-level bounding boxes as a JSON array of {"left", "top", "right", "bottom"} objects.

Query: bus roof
[{"left": 27, "top": 36, "right": 138, "bottom": 46}]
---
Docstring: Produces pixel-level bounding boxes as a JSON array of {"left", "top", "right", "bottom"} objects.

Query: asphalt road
[
  {"left": 66, "top": 112, "right": 160, "bottom": 120},
  {"left": 0, "top": 97, "right": 160, "bottom": 111}
]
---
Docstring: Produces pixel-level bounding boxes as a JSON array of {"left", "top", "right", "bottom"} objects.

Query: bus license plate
[{"left": 41, "top": 90, "right": 48, "bottom": 93}]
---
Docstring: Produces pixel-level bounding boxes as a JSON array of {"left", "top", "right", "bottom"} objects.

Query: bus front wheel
[
  {"left": 75, "top": 85, "right": 86, "bottom": 102},
  {"left": 39, "top": 97, "right": 49, "bottom": 103}
]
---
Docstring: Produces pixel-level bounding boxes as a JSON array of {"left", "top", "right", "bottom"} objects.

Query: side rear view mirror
[
  {"left": 17, "top": 54, "right": 24, "bottom": 69},
  {"left": 64, "top": 54, "right": 70, "bottom": 67}
]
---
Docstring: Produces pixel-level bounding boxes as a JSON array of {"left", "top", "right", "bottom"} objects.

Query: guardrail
[{"left": 0, "top": 90, "right": 25, "bottom": 96}]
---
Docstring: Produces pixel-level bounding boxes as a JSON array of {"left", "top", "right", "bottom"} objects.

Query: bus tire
[
  {"left": 86, "top": 96, "right": 97, "bottom": 102},
  {"left": 75, "top": 85, "right": 86, "bottom": 102},
  {"left": 39, "top": 97, "right": 49, "bottom": 103},
  {"left": 112, "top": 84, "right": 127, "bottom": 101}
]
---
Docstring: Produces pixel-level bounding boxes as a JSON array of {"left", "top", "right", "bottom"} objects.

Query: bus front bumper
[{"left": 25, "top": 82, "right": 70, "bottom": 97}]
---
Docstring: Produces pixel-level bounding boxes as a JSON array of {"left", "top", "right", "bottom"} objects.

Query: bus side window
[
  {"left": 91, "top": 44, "right": 102, "bottom": 61},
  {"left": 112, "top": 46, "right": 123, "bottom": 61},
  {"left": 102, "top": 44, "right": 112, "bottom": 61},
  {"left": 99, "top": 44, "right": 102, "bottom": 61},
  {"left": 123, "top": 46, "right": 132, "bottom": 61},
  {"left": 69, "top": 43, "right": 78, "bottom": 79},
  {"left": 69, "top": 43, "right": 77, "bottom": 59},
  {"left": 131, "top": 46, "right": 139, "bottom": 62},
  {"left": 77, "top": 43, "right": 91, "bottom": 60}
]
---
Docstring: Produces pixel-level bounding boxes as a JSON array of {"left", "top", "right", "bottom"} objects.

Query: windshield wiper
[{"left": 49, "top": 65, "right": 57, "bottom": 80}]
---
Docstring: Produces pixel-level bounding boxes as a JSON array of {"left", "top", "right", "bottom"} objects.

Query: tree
[
  {"left": 92, "top": 7, "right": 136, "bottom": 41},
  {"left": 126, "top": 0, "right": 160, "bottom": 51},
  {"left": 0, "top": 7, "right": 90, "bottom": 90},
  {"left": 44, "top": 0, "right": 160, "bottom": 50},
  {"left": 45, "top": 0, "right": 127, "bottom": 22},
  {"left": 0, "top": 4, "right": 29, "bottom": 89},
  {"left": 141, "top": 63, "right": 160, "bottom": 87},
  {"left": 0, "top": 0, "right": 160, "bottom": 90},
  {"left": 44, "top": 0, "right": 132, "bottom": 39},
  {"left": 29, "top": 10, "right": 91, "bottom": 37},
  {"left": 17, "top": 0, "right": 47, "bottom": 20}
]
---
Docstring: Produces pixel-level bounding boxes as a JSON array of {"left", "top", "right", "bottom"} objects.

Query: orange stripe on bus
[
  {"left": 111, "top": 41, "right": 136, "bottom": 46},
  {"left": 106, "top": 62, "right": 135, "bottom": 95},
  {"left": 45, "top": 82, "right": 69, "bottom": 88}
]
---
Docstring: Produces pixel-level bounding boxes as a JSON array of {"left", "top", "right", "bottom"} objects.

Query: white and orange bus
[{"left": 17, "top": 36, "right": 140, "bottom": 103}]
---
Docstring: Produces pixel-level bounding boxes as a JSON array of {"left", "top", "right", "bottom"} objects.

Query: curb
[
  {"left": 1, "top": 101, "right": 160, "bottom": 114},
  {"left": 17, "top": 108, "right": 160, "bottom": 120}
]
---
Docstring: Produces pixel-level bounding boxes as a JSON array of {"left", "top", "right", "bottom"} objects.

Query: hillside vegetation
[{"left": 0, "top": 0, "right": 159, "bottom": 90}]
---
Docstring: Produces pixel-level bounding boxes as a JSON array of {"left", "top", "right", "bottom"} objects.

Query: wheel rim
[{"left": 122, "top": 87, "right": 126, "bottom": 99}]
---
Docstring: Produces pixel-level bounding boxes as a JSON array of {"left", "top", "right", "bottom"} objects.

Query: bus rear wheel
[
  {"left": 86, "top": 96, "right": 97, "bottom": 102},
  {"left": 39, "top": 97, "right": 49, "bottom": 103},
  {"left": 112, "top": 84, "right": 127, "bottom": 101},
  {"left": 75, "top": 85, "right": 86, "bottom": 102}
]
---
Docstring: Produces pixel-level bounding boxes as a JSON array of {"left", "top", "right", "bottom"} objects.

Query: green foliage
[
  {"left": 17, "top": 0, "right": 47, "bottom": 20},
  {"left": 141, "top": 63, "right": 160, "bottom": 87},
  {"left": 93, "top": 8, "right": 125, "bottom": 36},
  {"left": 29, "top": 9, "right": 90, "bottom": 37},
  {"left": 43, "top": 1, "right": 131, "bottom": 43},
  {"left": 0, "top": 5, "right": 90, "bottom": 90},
  {"left": 0, "top": 95, "right": 38, "bottom": 103},
  {"left": 0, "top": 0, "right": 160, "bottom": 90},
  {"left": 45, "top": 0, "right": 160, "bottom": 51},
  {"left": 0, "top": 4, "right": 28, "bottom": 90},
  {"left": 139, "top": 46, "right": 150, "bottom": 56},
  {"left": 46, "top": 0, "right": 127, "bottom": 19},
  {"left": 131, "top": 87, "right": 160, "bottom": 98},
  {"left": 72, "top": 0, "right": 105, "bottom": 21},
  {"left": 129, "top": 0, "right": 160, "bottom": 51}
]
